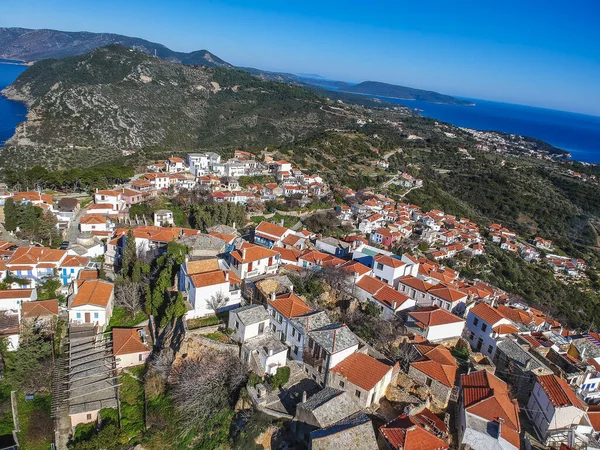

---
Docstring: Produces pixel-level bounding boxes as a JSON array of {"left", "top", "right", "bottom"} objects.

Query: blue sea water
[
  {"left": 376, "top": 96, "right": 600, "bottom": 164},
  {"left": 0, "top": 61, "right": 28, "bottom": 146}
]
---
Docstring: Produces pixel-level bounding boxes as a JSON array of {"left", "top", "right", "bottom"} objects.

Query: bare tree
[
  {"left": 115, "top": 281, "right": 142, "bottom": 318},
  {"left": 150, "top": 348, "right": 175, "bottom": 380},
  {"left": 206, "top": 291, "right": 229, "bottom": 313},
  {"left": 170, "top": 350, "right": 248, "bottom": 429},
  {"left": 321, "top": 265, "right": 354, "bottom": 297}
]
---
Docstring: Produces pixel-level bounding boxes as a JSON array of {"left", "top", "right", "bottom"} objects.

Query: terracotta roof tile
[
  {"left": 469, "top": 302, "right": 506, "bottom": 325},
  {"left": 230, "top": 243, "right": 279, "bottom": 263},
  {"left": 255, "top": 221, "right": 289, "bottom": 239},
  {"left": 268, "top": 293, "right": 312, "bottom": 319},
  {"left": 380, "top": 414, "right": 449, "bottom": 450},
  {"left": 536, "top": 374, "right": 583, "bottom": 409},
  {"left": 112, "top": 327, "right": 151, "bottom": 356},
  {"left": 409, "top": 307, "right": 465, "bottom": 327},
  {"left": 71, "top": 279, "right": 114, "bottom": 308},
  {"left": 330, "top": 352, "right": 392, "bottom": 391},
  {"left": 22, "top": 299, "right": 58, "bottom": 317}
]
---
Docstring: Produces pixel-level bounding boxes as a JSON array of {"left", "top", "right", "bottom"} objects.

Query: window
[
  {"left": 277, "top": 314, "right": 283, "bottom": 324},
  {"left": 87, "top": 414, "right": 92, "bottom": 421},
  {"left": 473, "top": 317, "right": 479, "bottom": 326},
  {"left": 469, "top": 332, "right": 474, "bottom": 340},
  {"left": 376, "top": 263, "right": 384, "bottom": 270},
  {"left": 355, "top": 390, "right": 361, "bottom": 398},
  {"left": 76, "top": 313, "right": 81, "bottom": 319},
  {"left": 291, "top": 328, "right": 296, "bottom": 338},
  {"left": 487, "top": 345, "right": 493, "bottom": 354},
  {"left": 426, "top": 377, "right": 433, "bottom": 387},
  {"left": 258, "top": 323, "right": 264, "bottom": 334},
  {"left": 339, "top": 381, "right": 345, "bottom": 388},
  {"left": 481, "top": 323, "right": 487, "bottom": 332},
  {"left": 235, "top": 320, "right": 239, "bottom": 330},
  {"left": 139, "top": 353, "right": 143, "bottom": 361},
  {"left": 71, "top": 268, "right": 75, "bottom": 274},
  {"left": 93, "top": 312, "right": 99, "bottom": 319},
  {"left": 293, "top": 345, "right": 298, "bottom": 355}
]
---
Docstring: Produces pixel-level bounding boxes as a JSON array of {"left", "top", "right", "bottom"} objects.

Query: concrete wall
[
  {"left": 116, "top": 350, "right": 150, "bottom": 370},
  {"left": 70, "top": 409, "right": 100, "bottom": 429}
]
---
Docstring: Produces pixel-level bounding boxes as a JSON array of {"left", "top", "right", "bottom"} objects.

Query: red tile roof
[
  {"left": 113, "top": 327, "right": 151, "bottom": 356},
  {"left": 409, "top": 306, "right": 465, "bottom": 327},
  {"left": 380, "top": 414, "right": 449, "bottom": 450},
  {"left": 398, "top": 275, "right": 436, "bottom": 292},
  {"left": 492, "top": 323, "right": 520, "bottom": 335},
  {"left": 339, "top": 260, "right": 372, "bottom": 276},
  {"left": 255, "top": 221, "right": 289, "bottom": 239},
  {"left": 411, "top": 345, "right": 457, "bottom": 388},
  {"left": 230, "top": 243, "right": 279, "bottom": 264},
  {"left": 536, "top": 374, "right": 583, "bottom": 409},
  {"left": 71, "top": 280, "right": 113, "bottom": 308},
  {"left": 428, "top": 286, "right": 467, "bottom": 303},
  {"left": 469, "top": 302, "right": 506, "bottom": 325},
  {"left": 0, "top": 289, "right": 34, "bottom": 299},
  {"left": 21, "top": 299, "right": 58, "bottom": 317},
  {"left": 460, "top": 371, "right": 521, "bottom": 448},
  {"left": 189, "top": 270, "right": 230, "bottom": 288},
  {"left": 374, "top": 254, "right": 405, "bottom": 268},
  {"left": 268, "top": 293, "right": 312, "bottom": 319},
  {"left": 330, "top": 352, "right": 392, "bottom": 391}
]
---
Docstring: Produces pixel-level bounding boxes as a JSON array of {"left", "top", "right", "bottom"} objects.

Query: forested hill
[
  {"left": 0, "top": 27, "right": 232, "bottom": 67},
  {"left": 0, "top": 45, "right": 358, "bottom": 169},
  {"left": 344, "top": 81, "right": 473, "bottom": 105}
]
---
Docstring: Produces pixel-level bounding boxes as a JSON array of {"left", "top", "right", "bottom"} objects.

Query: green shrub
[
  {"left": 269, "top": 367, "right": 291, "bottom": 389},
  {"left": 248, "top": 373, "right": 262, "bottom": 388}
]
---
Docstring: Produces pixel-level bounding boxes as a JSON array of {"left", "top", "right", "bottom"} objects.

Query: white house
[
  {"left": 0, "top": 288, "right": 37, "bottom": 312},
  {"left": 397, "top": 275, "right": 437, "bottom": 307},
  {"left": 229, "top": 243, "right": 279, "bottom": 279},
  {"left": 358, "top": 213, "right": 386, "bottom": 234},
  {"left": 228, "top": 304, "right": 270, "bottom": 343},
  {"left": 6, "top": 246, "right": 68, "bottom": 288},
  {"left": 112, "top": 327, "right": 151, "bottom": 370},
  {"left": 267, "top": 292, "right": 313, "bottom": 344},
  {"left": 254, "top": 221, "right": 295, "bottom": 248},
  {"left": 526, "top": 374, "right": 592, "bottom": 445},
  {"left": 165, "top": 156, "right": 187, "bottom": 173},
  {"left": 181, "top": 259, "right": 242, "bottom": 319},
  {"left": 371, "top": 254, "right": 418, "bottom": 288},
  {"left": 458, "top": 370, "right": 521, "bottom": 450},
  {"left": 241, "top": 334, "right": 288, "bottom": 376},
  {"left": 93, "top": 189, "right": 125, "bottom": 212},
  {"left": 59, "top": 255, "right": 90, "bottom": 286},
  {"left": 153, "top": 209, "right": 174, "bottom": 226},
  {"left": 327, "top": 352, "right": 396, "bottom": 408},
  {"left": 405, "top": 306, "right": 466, "bottom": 342},
  {"left": 466, "top": 303, "right": 520, "bottom": 358},
  {"left": 68, "top": 279, "right": 114, "bottom": 329},
  {"left": 427, "top": 285, "right": 468, "bottom": 314},
  {"left": 288, "top": 310, "right": 332, "bottom": 362},
  {"left": 354, "top": 275, "right": 415, "bottom": 319},
  {"left": 79, "top": 214, "right": 112, "bottom": 233}
]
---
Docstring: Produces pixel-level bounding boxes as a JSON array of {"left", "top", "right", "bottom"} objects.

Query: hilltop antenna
[{"left": 154, "top": 49, "right": 157, "bottom": 57}]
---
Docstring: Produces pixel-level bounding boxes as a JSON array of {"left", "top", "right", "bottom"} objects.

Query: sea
[
  {"left": 0, "top": 62, "right": 599, "bottom": 163},
  {"left": 0, "top": 60, "right": 28, "bottom": 146}
]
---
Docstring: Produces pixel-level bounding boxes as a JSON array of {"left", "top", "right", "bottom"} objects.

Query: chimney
[
  {"left": 73, "top": 280, "right": 79, "bottom": 295},
  {"left": 392, "top": 301, "right": 397, "bottom": 310},
  {"left": 302, "top": 391, "right": 307, "bottom": 403},
  {"left": 232, "top": 222, "right": 236, "bottom": 230},
  {"left": 270, "top": 292, "right": 276, "bottom": 301},
  {"left": 280, "top": 219, "right": 284, "bottom": 227},
  {"left": 289, "top": 284, "right": 294, "bottom": 293},
  {"left": 354, "top": 271, "right": 359, "bottom": 281},
  {"left": 225, "top": 271, "right": 229, "bottom": 281},
  {"left": 242, "top": 247, "right": 247, "bottom": 261},
  {"left": 95, "top": 188, "right": 98, "bottom": 194}
]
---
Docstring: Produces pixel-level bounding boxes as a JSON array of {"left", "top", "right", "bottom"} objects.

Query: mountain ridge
[{"left": 0, "top": 27, "right": 468, "bottom": 106}]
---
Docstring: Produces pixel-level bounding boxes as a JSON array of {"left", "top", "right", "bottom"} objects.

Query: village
[{"left": 0, "top": 149, "right": 598, "bottom": 450}]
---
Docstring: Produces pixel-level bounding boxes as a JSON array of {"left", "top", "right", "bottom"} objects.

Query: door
[{"left": 85, "top": 312, "right": 91, "bottom": 323}]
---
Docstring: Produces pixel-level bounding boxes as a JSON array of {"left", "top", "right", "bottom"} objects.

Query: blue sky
[{"left": 2, "top": 0, "right": 599, "bottom": 115}]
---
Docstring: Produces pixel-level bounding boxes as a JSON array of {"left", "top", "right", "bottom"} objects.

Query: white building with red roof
[
  {"left": 327, "top": 352, "right": 397, "bottom": 408},
  {"left": 180, "top": 258, "right": 241, "bottom": 318},
  {"left": 7, "top": 246, "right": 67, "bottom": 288},
  {"left": 466, "top": 303, "right": 520, "bottom": 358},
  {"left": 165, "top": 156, "right": 187, "bottom": 173},
  {"left": 527, "top": 374, "right": 593, "bottom": 445},
  {"left": 229, "top": 243, "right": 279, "bottom": 279},
  {"left": 371, "top": 253, "right": 419, "bottom": 288},
  {"left": 458, "top": 370, "right": 521, "bottom": 450},
  {"left": 354, "top": 275, "right": 415, "bottom": 319},
  {"left": 358, "top": 213, "right": 386, "bottom": 234},
  {"left": 113, "top": 327, "right": 151, "bottom": 369},
  {"left": 405, "top": 306, "right": 465, "bottom": 342},
  {"left": 93, "top": 189, "right": 125, "bottom": 212},
  {"left": 254, "top": 221, "right": 295, "bottom": 248}
]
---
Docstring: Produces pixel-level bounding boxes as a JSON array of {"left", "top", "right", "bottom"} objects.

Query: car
[{"left": 59, "top": 241, "right": 70, "bottom": 250}]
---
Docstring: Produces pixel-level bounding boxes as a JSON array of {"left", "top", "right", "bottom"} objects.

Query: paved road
[{"left": 64, "top": 206, "right": 86, "bottom": 245}]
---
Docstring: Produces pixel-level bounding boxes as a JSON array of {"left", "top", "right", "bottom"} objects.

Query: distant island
[{"left": 342, "top": 81, "right": 474, "bottom": 106}]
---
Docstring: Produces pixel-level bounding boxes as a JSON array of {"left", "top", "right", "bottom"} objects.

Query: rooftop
[
  {"left": 330, "top": 352, "right": 392, "bottom": 391},
  {"left": 233, "top": 304, "right": 270, "bottom": 326}
]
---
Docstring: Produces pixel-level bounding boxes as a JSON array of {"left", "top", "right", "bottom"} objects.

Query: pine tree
[
  {"left": 122, "top": 229, "right": 137, "bottom": 277},
  {"left": 3, "top": 198, "right": 18, "bottom": 232}
]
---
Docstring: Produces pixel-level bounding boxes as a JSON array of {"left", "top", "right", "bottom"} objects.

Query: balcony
[
  {"left": 303, "top": 346, "right": 325, "bottom": 368},
  {"left": 266, "top": 264, "right": 278, "bottom": 273},
  {"left": 246, "top": 269, "right": 259, "bottom": 278}
]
